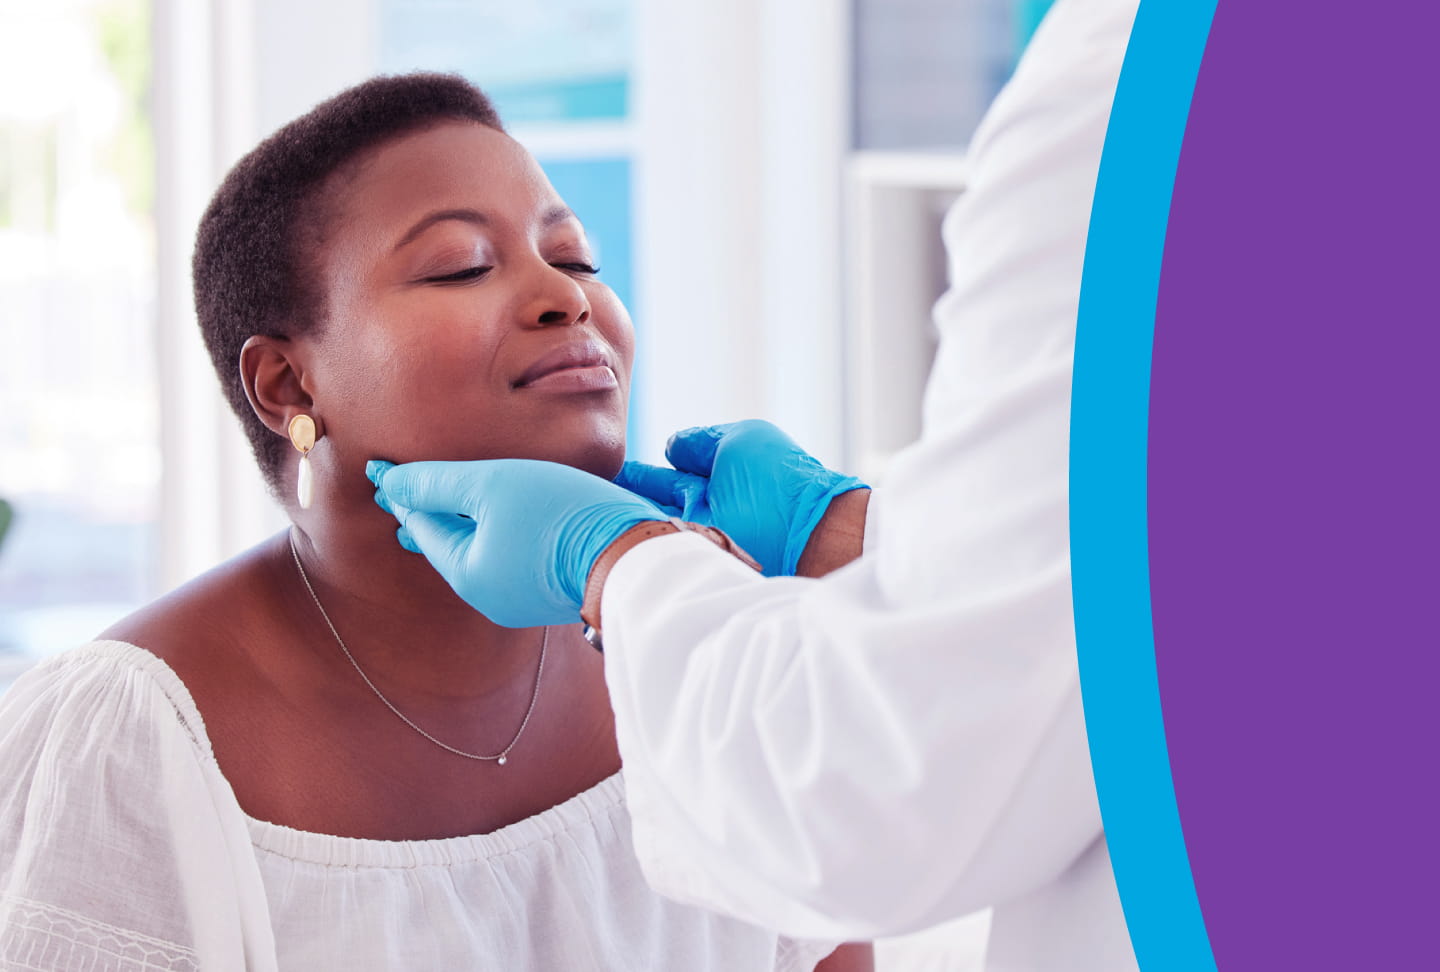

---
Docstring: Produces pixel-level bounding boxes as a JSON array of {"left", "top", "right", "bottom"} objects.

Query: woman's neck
[{"left": 280, "top": 503, "right": 547, "bottom": 702}]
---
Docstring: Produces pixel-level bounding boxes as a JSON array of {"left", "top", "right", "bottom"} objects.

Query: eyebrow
[{"left": 392, "top": 205, "right": 580, "bottom": 252}]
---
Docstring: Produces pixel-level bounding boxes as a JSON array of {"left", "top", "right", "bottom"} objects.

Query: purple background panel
[{"left": 1150, "top": 0, "right": 1440, "bottom": 967}]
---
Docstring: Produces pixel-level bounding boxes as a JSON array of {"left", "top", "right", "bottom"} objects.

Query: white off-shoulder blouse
[{"left": 0, "top": 641, "right": 836, "bottom": 971}]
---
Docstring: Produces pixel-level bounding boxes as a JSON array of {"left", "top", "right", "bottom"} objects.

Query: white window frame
[
  {"left": 151, "top": 0, "right": 377, "bottom": 589},
  {"left": 632, "top": 0, "right": 850, "bottom": 466}
]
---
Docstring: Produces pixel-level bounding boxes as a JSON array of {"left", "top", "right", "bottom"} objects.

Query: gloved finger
[
  {"left": 382, "top": 492, "right": 418, "bottom": 526},
  {"left": 396, "top": 509, "right": 478, "bottom": 578},
  {"left": 365, "top": 459, "right": 395, "bottom": 486},
  {"left": 673, "top": 477, "right": 711, "bottom": 522},
  {"left": 396, "top": 525, "right": 419, "bottom": 553},
  {"left": 373, "top": 486, "right": 397, "bottom": 518},
  {"left": 664, "top": 423, "right": 739, "bottom": 475},
  {"left": 613, "top": 461, "right": 694, "bottom": 506},
  {"left": 370, "top": 460, "right": 495, "bottom": 515}
]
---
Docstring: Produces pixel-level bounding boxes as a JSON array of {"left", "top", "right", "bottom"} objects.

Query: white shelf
[
  {"left": 509, "top": 120, "right": 635, "bottom": 158},
  {"left": 844, "top": 151, "right": 967, "bottom": 483},
  {"left": 848, "top": 149, "right": 969, "bottom": 191}
]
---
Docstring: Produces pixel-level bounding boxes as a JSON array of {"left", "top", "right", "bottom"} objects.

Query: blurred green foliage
[
  {"left": 97, "top": 0, "right": 153, "bottom": 218},
  {"left": 0, "top": 125, "right": 58, "bottom": 230},
  {"left": 0, "top": 496, "right": 13, "bottom": 552}
]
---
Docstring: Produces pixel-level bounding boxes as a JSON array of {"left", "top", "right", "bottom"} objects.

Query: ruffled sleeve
[{"left": 0, "top": 641, "right": 277, "bottom": 971}]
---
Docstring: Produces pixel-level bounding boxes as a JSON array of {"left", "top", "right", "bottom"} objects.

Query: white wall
[
  {"left": 252, "top": 0, "right": 377, "bottom": 137},
  {"left": 631, "top": 0, "right": 850, "bottom": 465}
]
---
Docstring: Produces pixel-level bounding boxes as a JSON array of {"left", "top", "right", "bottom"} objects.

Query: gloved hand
[
  {"left": 614, "top": 420, "right": 867, "bottom": 577},
  {"left": 367, "top": 458, "right": 668, "bottom": 628}
]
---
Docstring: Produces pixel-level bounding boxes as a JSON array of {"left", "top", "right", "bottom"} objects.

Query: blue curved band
[{"left": 1070, "top": 1, "right": 1218, "bottom": 968}]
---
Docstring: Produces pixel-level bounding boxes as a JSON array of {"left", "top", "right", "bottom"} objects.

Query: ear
[{"left": 239, "top": 335, "right": 324, "bottom": 441}]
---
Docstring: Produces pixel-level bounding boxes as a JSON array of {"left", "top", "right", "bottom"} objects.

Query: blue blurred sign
[
  {"left": 537, "top": 157, "right": 640, "bottom": 446},
  {"left": 378, "top": 0, "right": 631, "bottom": 123}
]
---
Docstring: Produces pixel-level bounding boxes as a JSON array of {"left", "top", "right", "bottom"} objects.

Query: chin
[
  {"left": 526, "top": 412, "right": 627, "bottom": 480},
  {"left": 418, "top": 412, "right": 628, "bottom": 480},
  {"left": 483, "top": 431, "right": 625, "bottom": 481},
  {"left": 560, "top": 440, "right": 627, "bottom": 481}
]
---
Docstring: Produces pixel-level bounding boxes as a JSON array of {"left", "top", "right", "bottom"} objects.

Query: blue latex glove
[
  {"left": 367, "top": 458, "right": 667, "bottom": 628},
  {"left": 614, "top": 420, "right": 867, "bottom": 577}
]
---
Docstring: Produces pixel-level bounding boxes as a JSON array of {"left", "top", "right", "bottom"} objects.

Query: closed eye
[
  {"left": 553, "top": 262, "right": 600, "bottom": 275},
  {"left": 425, "top": 266, "right": 492, "bottom": 284}
]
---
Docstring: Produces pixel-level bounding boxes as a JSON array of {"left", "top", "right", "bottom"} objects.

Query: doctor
[{"left": 368, "top": 0, "right": 1139, "bottom": 967}]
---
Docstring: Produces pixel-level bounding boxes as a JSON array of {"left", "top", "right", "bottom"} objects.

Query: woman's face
[{"left": 303, "top": 121, "right": 634, "bottom": 483}]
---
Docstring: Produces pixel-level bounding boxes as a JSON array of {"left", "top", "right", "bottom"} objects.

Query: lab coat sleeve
[{"left": 601, "top": 0, "right": 1137, "bottom": 940}]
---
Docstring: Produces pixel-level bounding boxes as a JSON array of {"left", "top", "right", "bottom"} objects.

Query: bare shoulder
[{"left": 99, "top": 532, "right": 292, "bottom": 673}]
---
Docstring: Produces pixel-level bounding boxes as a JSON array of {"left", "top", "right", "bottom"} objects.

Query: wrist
[
  {"left": 796, "top": 487, "right": 871, "bottom": 578},
  {"left": 581, "top": 520, "right": 679, "bottom": 633},
  {"left": 581, "top": 518, "right": 761, "bottom": 638}
]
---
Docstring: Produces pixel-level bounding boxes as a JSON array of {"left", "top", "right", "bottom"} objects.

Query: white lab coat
[{"left": 599, "top": 0, "right": 1140, "bottom": 968}]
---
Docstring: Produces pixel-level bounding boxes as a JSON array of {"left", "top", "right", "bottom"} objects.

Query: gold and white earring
[{"left": 288, "top": 414, "right": 317, "bottom": 509}]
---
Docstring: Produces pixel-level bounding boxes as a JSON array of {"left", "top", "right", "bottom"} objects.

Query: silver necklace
[{"left": 288, "top": 530, "right": 547, "bottom": 765}]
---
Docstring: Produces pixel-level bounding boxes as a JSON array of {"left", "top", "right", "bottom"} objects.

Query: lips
[{"left": 514, "top": 340, "right": 614, "bottom": 388}]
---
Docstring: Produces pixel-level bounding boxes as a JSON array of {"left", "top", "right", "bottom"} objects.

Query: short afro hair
[{"left": 192, "top": 72, "right": 504, "bottom": 493}]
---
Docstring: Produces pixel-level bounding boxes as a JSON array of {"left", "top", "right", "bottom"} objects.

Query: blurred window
[
  {"left": 851, "top": 0, "right": 1057, "bottom": 150},
  {"left": 0, "top": 0, "right": 157, "bottom": 682}
]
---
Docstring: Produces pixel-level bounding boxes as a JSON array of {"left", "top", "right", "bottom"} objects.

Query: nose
[{"left": 522, "top": 262, "right": 591, "bottom": 329}]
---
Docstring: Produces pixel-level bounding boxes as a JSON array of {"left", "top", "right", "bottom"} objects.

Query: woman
[{"left": 0, "top": 73, "right": 870, "bottom": 971}]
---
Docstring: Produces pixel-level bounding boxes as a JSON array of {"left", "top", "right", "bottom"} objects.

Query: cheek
[
  {"left": 322, "top": 330, "right": 424, "bottom": 407},
  {"left": 315, "top": 318, "right": 501, "bottom": 428},
  {"left": 592, "top": 289, "right": 637, "bottom": 378}
]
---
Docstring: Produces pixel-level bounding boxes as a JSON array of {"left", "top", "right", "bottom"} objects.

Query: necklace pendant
[{"left": 497, "top": 755, "right": 508, "bottom": 766}]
